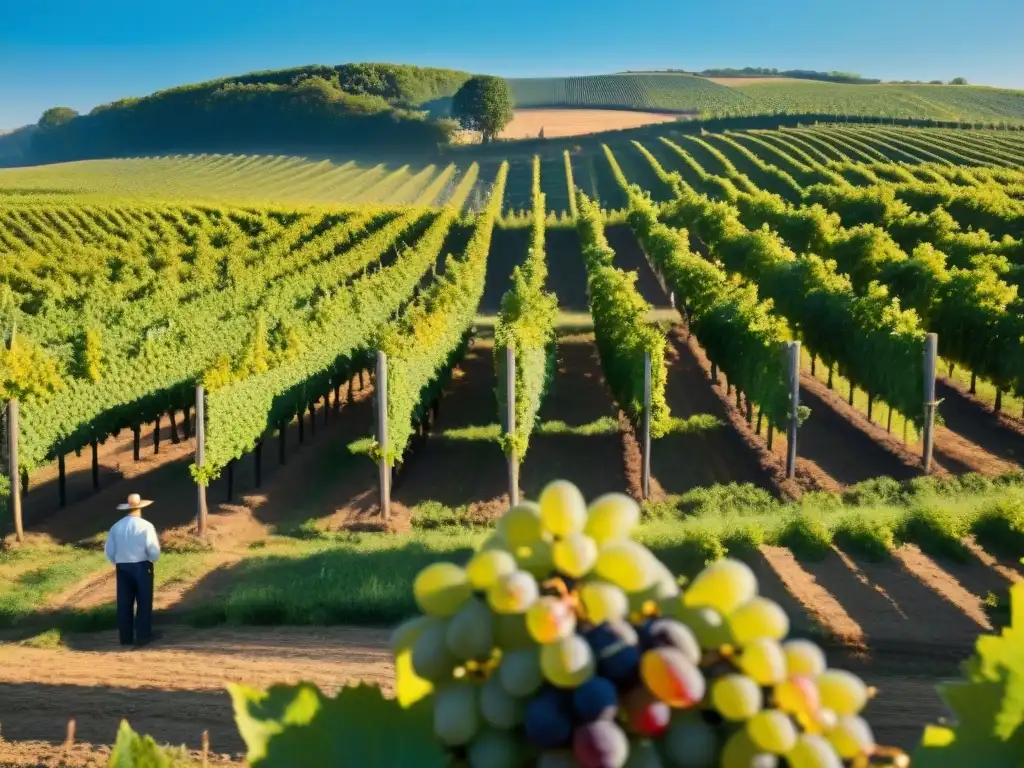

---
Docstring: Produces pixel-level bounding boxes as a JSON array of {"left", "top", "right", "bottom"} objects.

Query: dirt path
[
  {"left": 479, "top": 227, "right": 529, "bottom": 314},
  {"left": 390, "top": 340, "right": 508, "bottom": 517},
  {"left": 933, "top": 379, "right": 1023, "bottom": 472},
  {"left": 543, "top": 228, "right": 590, "bottom": 312},
  {"left": 795, "top": 374, "right": 923, "bottom": 486},
  {"left": 0, "top": 626, "right": 392, "bottom": 760},
  {"left": 0, "top": 623, "right": 960, "bottom": 760},
  {"left": 521, "top": 335, "right": 628, "bottom": 500}
]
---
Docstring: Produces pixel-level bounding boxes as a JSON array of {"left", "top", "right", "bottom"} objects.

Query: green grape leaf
[
  {"left": 107, "top": 720, "right": 175, "bottom": 767},
  {"left": 229, "top": 681, "right": 446, "bottom": 768},
  {"left": 913, "top": 581, "right": 1024, "bottom": 766}
]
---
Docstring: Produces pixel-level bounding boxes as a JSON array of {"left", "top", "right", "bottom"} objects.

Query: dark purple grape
[
  {"left": 571, "top": 676, "right": 618, "bottom": 722},
  {"left": 573, "top": 721, "right": 629, "bottom": 768},
  {"left": 525, "top": 686, "right": 574, "bottom": 749},
  {"left": 586, "top": 622, "right": 640, "bottom": 686}
]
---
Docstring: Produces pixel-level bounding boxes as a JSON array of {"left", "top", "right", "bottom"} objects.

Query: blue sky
[{"left": 2, "top": 0, "right": 1023, "bottom": 129}]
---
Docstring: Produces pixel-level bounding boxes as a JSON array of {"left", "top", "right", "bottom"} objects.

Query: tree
[
  {"left": 950, "top": 77, "right": 969, "bottom": 85},
  {"left": 451, "top": 76, "right": 513, "bottom": 143},
  {"left": 37, "top": 107, "right": 79, "bottom": 129}
]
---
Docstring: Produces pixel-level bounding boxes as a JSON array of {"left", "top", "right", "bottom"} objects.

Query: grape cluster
[{"left": 392, "top": 480, "right": 905, "bottom": 767}]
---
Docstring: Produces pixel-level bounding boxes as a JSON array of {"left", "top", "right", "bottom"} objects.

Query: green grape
[
  {"left": 411, "top": 619, "right": 458, "bottom": 682},
  {"left": 774, "top": 676, "right": 819, "bottom": 716},
  {"left": 665, "top": 717, "right": 717, "bottom": 767},
  {"left": 498, "top": 648, "right": 544, "bottom": 698},
  {"left": 515, "top": 536, "right": 555, "bottom": 578},
  {"left": 595, "top": 540, "right": 659, "bottom": 593},
  {"left": 782, "top": 639, "right": 826, "bottom": 678},
  {"left": 710, "top": 674, "right": 763, "bottom": 721},
  {"left": 480, "top": 675, "right": 524, "bottom": 730},
  {"left": 738, "top": 638, "right": 787, "bottom": 685},
  {"left": 493, "top": 612, "right": 535, "bottom": 651},
  {"left": 390, "top": 614, "right": 433, "bottom": 656},
  {"left": 487, "top": 570, "right": 540, "bottom": 614},
  {"left": 580, "top": 580, "right": 629, "bottom": 624},
  {"left": 826, "top": 715, "right": 874, "bottom": 759},
  {"left": 467, "top": 549, "right": 518, "bottom": 591},
  {"left": 553, "top": 532, "right": 599, "bottom": 578},
  {"left": 624, "top": 738, "right": 664, "bottom": 767},
  {"left": 585, "top": 492, "right": 640, "bottom": 544},
  {"left": 414, "top": 562, "right": 472, "bottom": 617},
  {"left": 446, "top": 597, "right": 495, "bottom": 661},
  {"left": 467, "top": 728, "right": 520, "bottom": 768},
  {"left": 786, "top": 734, "right": 842, "bottom": 768},
  {"left": 682, "top": 558, "right": 757, "bottom": 615},
  {"left": 540, "top": 635, "right": 596, "bottom": 688},
  {"left": 747, "top": 710, "right": 798, "bottom": 754},
  {"left": 815, "top": 670, "right": 868, "bottom": 716},
  {"left": 498, "top": 501, "right": 544, "bottom": 547},
  {"left": 720, "top": 729, "right": 770, "bottom": 768},
  {"left": 674, "top": 605, "right": 733, "bottom": 651},
  {"left": 433, "top": 682, "right": 480, "bottom": 746},
  {"left": 728, "top": 597, "right": 789, "bottom": 646},
  {"left": 539, "top": 479, "right": 588, "bottom": 536},
  {"left": 526, "top": 596, "right": 576, "bottom": 644}
]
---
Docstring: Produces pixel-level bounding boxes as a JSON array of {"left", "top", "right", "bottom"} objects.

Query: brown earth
[{"left": 499, "top": 110, "right": 682, "bottom": 140}]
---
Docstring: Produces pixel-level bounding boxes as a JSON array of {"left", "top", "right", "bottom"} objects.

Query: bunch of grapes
[{"left": 392, "top": 481, "right": 907, "bottom": 767}]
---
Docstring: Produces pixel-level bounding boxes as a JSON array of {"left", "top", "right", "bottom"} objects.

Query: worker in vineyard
[{"left": 105, "top": 493, "right": 161, "bottom": 647}]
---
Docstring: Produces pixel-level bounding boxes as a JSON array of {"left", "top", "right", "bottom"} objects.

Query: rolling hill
[{"left": 6, "top": 63, "right": 1024, "bottom": 168}]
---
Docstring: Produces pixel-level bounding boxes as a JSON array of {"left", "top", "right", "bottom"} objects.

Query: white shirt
[{"left": 105, "top": 515, "right": 161, "bottom": 565}]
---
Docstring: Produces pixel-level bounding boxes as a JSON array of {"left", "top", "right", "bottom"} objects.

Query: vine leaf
[
  {"left": 229, "top": 681, "right": 446, "bottom": 767},
  {"left": 108, "top": 720, "right": 175, "bottom": 767},
  {"left": 913, "top": 581, "right": 1024, "bottom": 766}
]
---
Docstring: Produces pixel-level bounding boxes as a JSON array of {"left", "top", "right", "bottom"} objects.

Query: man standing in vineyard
[{"left": 105, "top": 493, "right": 160, "bottom": 647}]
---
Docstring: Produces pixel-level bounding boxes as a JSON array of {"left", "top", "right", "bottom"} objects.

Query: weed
[
  {"left": 776, "top": 515, "right": 832, "bottom": 562},
  {"left": 894, "top": 506, "right": 970, "bottom": 562},
  {"left": 20, "top": 628, "right": 65, "bottom": 649},
  {"left": 971, "top": 499, "right": 1024, "bottom": 560},
  {"left": 833, "top": 517, "right": 894, "bottom": 562}
]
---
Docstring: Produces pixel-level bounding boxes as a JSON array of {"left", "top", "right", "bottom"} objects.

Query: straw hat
[{"left": 117, "top": 493, "right": 154, "bottom": 511}]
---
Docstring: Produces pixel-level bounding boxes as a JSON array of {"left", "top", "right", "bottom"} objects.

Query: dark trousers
[{"left": 116, "top": 561, "right": 154, "bottom": 645}]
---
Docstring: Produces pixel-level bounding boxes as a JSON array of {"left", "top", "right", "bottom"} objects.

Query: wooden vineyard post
[
  {"left": 195, "top": 385, "right": 208, "bottom": 537},
  {"left": 642, "top": 351, "right": 652, "bottom": 501},
  {"left": 376, "top": 351, "right": 391, "bottom": 520},
  {"left": 505, "top": 344, "right": 519, "bottom": 506},
  {"left": 786, "top": 341, "right": 801, "bottom": 480},
  {"left": 922, "top": 333, "right": 938, "bottom": 473},
  {"left": 7, "top": 400, "right": 23, "bottom": 543}
]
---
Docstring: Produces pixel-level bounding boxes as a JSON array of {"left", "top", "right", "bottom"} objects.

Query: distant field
[
  {"left": 704, "top": 77, "right": 804, "bottom": 87},
  {"left": 507, "top": 73, "right": 1024, "bottom": 121},
  {"left": 499, "top": 109, "right": 682, "bottom": 139},
  {"left": 508, "top": 73, "right": 746, "bottom": 113}
]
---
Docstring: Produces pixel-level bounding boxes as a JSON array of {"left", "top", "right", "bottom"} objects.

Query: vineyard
[
  {"left": 1, "top": 122, "right": 1024, "bottom": 764},
  {"left": 503, "top": 73, "right": 1024, "bottom": 121}
]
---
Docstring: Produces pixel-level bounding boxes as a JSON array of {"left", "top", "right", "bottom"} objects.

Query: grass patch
[
  {"left": 833, "top": 517, "right": 894, "bottom": 562},
  {"left": 970, "top": 499, "right": 1024, "bottom": 560},
  {"left": 661, "top": 414, "right": 723, "bottom": 435},
  {"left": 439, "top": 424, "right": 501, "bottom": 442},
  {"left": 0, "top": 549, "right": 107, "bottom": 628},
  {"left": 676, "top": 483, "right": 780, "bottom": 519},
  {"left": 20, "top": 628, "right": 66, "bottom": 649},
  {"left": 776, "top": 515, "right": 832, "bottom": 562},
  {"left": 412, "top": 501, "right": 495, "bottom": 530},
  {"left": 537, "top": 416, "right": 619, "bottom": 436},
  {"left": 894, "top": 506, "right": 970, "bottom": 562}
]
